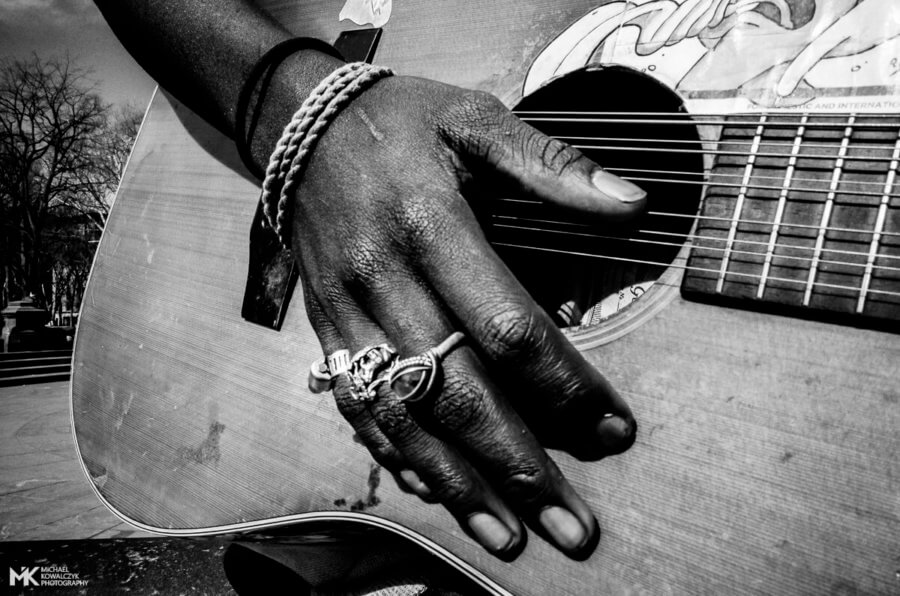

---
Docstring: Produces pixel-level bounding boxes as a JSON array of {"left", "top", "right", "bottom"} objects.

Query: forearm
[{"left": 94, "top": 0, "right": 344, "bottom": 176}]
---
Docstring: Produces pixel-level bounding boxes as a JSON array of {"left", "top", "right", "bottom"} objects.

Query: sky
[{"left": 0, "top": 0, "right": 156, "bottom": 109}]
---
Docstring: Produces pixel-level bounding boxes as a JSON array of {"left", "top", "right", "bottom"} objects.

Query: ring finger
[{"left": 310, "top": 277, "right": 526, "bottom": 557}]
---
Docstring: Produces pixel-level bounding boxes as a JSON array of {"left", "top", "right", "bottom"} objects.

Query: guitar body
[{"left": 72, "top": 1, "right": 900, "bottom": 594}]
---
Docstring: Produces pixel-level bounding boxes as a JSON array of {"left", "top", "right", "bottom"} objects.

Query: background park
[
  {"left": 0, "top": 6, "right": 182, "bottom": 582},
  {"left": 1, "top": 0, "right": 154, "bottom": 354}
]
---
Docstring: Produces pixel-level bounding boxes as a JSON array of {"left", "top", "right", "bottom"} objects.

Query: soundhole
[{"left": 486, "top": 66, "right": 704, "bottom": 338}]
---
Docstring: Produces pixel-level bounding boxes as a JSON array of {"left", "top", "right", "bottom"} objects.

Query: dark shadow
[{"left": 164, "top": 90, "right": 258, "bottom": 187}]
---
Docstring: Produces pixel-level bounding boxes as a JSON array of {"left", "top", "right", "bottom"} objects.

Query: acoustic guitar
[{"left": 71, "top": 1, "right": 900, "bottom": 594}]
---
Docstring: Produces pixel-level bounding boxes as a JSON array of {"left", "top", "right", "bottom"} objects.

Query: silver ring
[
  {"left": 308, "top": 349, "right": 351, "bottom": 394},
  {"left": 346, "top": 344, "right": 397, "bottom": 401},
  {"left": 388, "top": 331, "right": 465, "bottom": 403},
  {"left": 328, "top": 350, "right": 351, "bottom": 376}
]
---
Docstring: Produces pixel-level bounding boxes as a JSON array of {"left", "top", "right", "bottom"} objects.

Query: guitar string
[
  {"left": 490, "top": 220, "right": 900, "bottom": 272},
  {"left": 497, "top": 198, "right": 900, "bottom": 239},
  {"left": 491, "top": 215, "right": 900, "bottom": 264},
  {"left": 610, "top": 172, "right": 900, "bottom": 200},
  {"left": 492, "top": 242, "right": 900, "bottom": 299},
  {"left": 605, "top": 166, "right": 894, "bottom": 190},
  {"left": 521, "top": 114, "right": 900, "bottom": 196},
  {"left": 515, "top": 114, "right": 899, "bottom": 129},
  {"left": 512, "top": 110, "right": 900, "bottom": 119},
  {"left": 558, "top": 135, "right": 900, "bottom": 155},
  {"left": 569, "top": 143, "right": 899, "bottom": 165},
  {"left": 500, "top": 112, "right": 900, "bottom": 300},
  {"left": 638, "top": 228, "right": 900, "bottom": 263}
]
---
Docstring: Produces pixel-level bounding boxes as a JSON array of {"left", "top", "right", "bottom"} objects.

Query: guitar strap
[{"left": 241, "top": 28, "right": 385, "bottom": 330}]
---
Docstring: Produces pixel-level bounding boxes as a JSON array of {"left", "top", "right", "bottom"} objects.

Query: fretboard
[{"left": 682, "top": 113, "right": 900, "bottom": 330}]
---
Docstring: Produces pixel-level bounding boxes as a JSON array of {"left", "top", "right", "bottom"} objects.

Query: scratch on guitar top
[
  {"left": 114, "top": 392, "right": 135, "bottom": 431},
  {"left": 176, "top": 422, "right": 225, "bottom": 465},
  {"left": 333, "top": 463, "right": 382, "bottom": 511}
]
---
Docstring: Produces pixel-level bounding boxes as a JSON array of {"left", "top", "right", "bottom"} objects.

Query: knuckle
[
  {"left": 318, "top": 275, "right": 350, "bottom": 309},
  {"left": 388, "top": 191, "right": 443, "bottom": 251},
  {"left": 430, "top": 469, "right": 480, "bottom": 507},
  {"left": 335, "top": 234, "right": 398, "bottom": 300},
  {"left": 530, "top": 132, "right": 584, "bottom": 178},
  {"left": 479, "top": 306, "right": 541, "bottom": 358},
  {"left": 446, "top": 89, "right": 505, "bottom": 129},
  {"left": 332, "top": 381, "right": 368, "bottom": 423},
  {"left": 503, "top": 467, "right": 554, "bottom": 508},
  {"left": 365, "top": 438, "right": 405, "bottom": 470},
  {"left": 432, "top": 375, "right": 493, "bottom": 435},
  {"left": 341, "top": 239, "right": 383, "bottom": 286},
  {"left": 370, "top": 397, "right": 415, "bottom": 439},
  {"left": 333, "top": 387, "right": 407, "bottom": 471},
  {"left": 436, "top": 89, "right": 507, "bottom": 151}
]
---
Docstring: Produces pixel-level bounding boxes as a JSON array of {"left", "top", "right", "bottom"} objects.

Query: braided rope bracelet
[
  {"left": 234, "top": 38, "right": 344, "bottom": 180},
  {"left": 259, "top": 62, "right": 394, "bottom": 246}
]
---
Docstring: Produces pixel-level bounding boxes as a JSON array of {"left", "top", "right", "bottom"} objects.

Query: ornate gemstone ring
[
  {"left": 346, "top": 343, "right": 397, "bottom": 402},
  {"left": 388, "top": 331, "right": 466, "bottom": 403}
]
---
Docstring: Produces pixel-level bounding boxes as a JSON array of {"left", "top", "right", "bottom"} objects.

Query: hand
[{"left": 291, "top": 75, "right": 645, "bottom": 559}]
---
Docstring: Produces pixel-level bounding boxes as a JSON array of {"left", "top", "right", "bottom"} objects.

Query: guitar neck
[{"left": 684, "top": 112, "right": 900, "bottom": 328}]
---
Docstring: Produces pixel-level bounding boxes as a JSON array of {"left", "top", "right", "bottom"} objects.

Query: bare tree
[
  {"left": 0, "top": 55, "right": 139, "bottom": 313},
  {"left": 64, "top": 104, "right": 142, "bottom": 229}
]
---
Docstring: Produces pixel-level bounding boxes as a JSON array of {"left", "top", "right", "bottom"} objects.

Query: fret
[
  {"left": 856, "top": 129, "right": 900, "bottom": 314},
  {"left": 757, "top": 115, "right": 807, "bottom": 299},
  {"left": 715, "top": 114, "right": 767, "bottom": 294},
  {"left": 683, "top": 112, "right": 900, "bottom": 329},
  {"left": 802, "top": 115, "right": 856, "bottom": 306}
]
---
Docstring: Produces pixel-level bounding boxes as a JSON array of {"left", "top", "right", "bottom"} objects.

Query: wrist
[
  {"left": 244, "top": 48, "right": 346, "bottom": 178},
  {"left": 258, "top": 61, "right": 394, "bottom": 245}
]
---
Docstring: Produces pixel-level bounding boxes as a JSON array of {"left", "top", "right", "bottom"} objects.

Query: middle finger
[{"left": 353, "top": 269, "right": 600, "bottom": 557}]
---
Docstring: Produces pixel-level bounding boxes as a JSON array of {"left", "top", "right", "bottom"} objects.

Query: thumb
[{"left": 454, "top": 100, "right": 647, "bottom": 220}]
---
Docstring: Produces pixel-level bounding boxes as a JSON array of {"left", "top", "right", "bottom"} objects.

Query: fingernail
[
  {"left": 596, "top": 414, "right": 637, "bottom": 454},
  {"left": 399, "top": 469, "right": 431, "bottom": 498},
  {"left": 468, "top": 512, "right": 515, "bottom": 552},
  {"left": 539, "top": 506, "right": 588, "bottom": 551},
  {"left": 591, "top": 168, "right": 646, "bottom": 203}
]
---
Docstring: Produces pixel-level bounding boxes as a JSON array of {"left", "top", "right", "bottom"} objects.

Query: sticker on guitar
[
  {"left": 340, "top": 0, "right": 392, "bottom": 28},
  {"left": 526, "top": 0, "right": 900, "bottom": 112}
]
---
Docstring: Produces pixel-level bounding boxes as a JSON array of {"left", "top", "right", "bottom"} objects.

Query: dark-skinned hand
[{"left": 290, "top": 74, "right": 645, "bottom": 559}]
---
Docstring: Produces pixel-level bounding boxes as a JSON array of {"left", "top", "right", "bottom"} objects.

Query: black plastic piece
[{"left": 241, "top": 28, "right": 384, "bottom": 330}]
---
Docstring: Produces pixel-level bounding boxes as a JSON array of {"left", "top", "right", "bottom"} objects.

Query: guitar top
[{"left": 72, "top": 1, "right": 900, "bottom": 594}]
